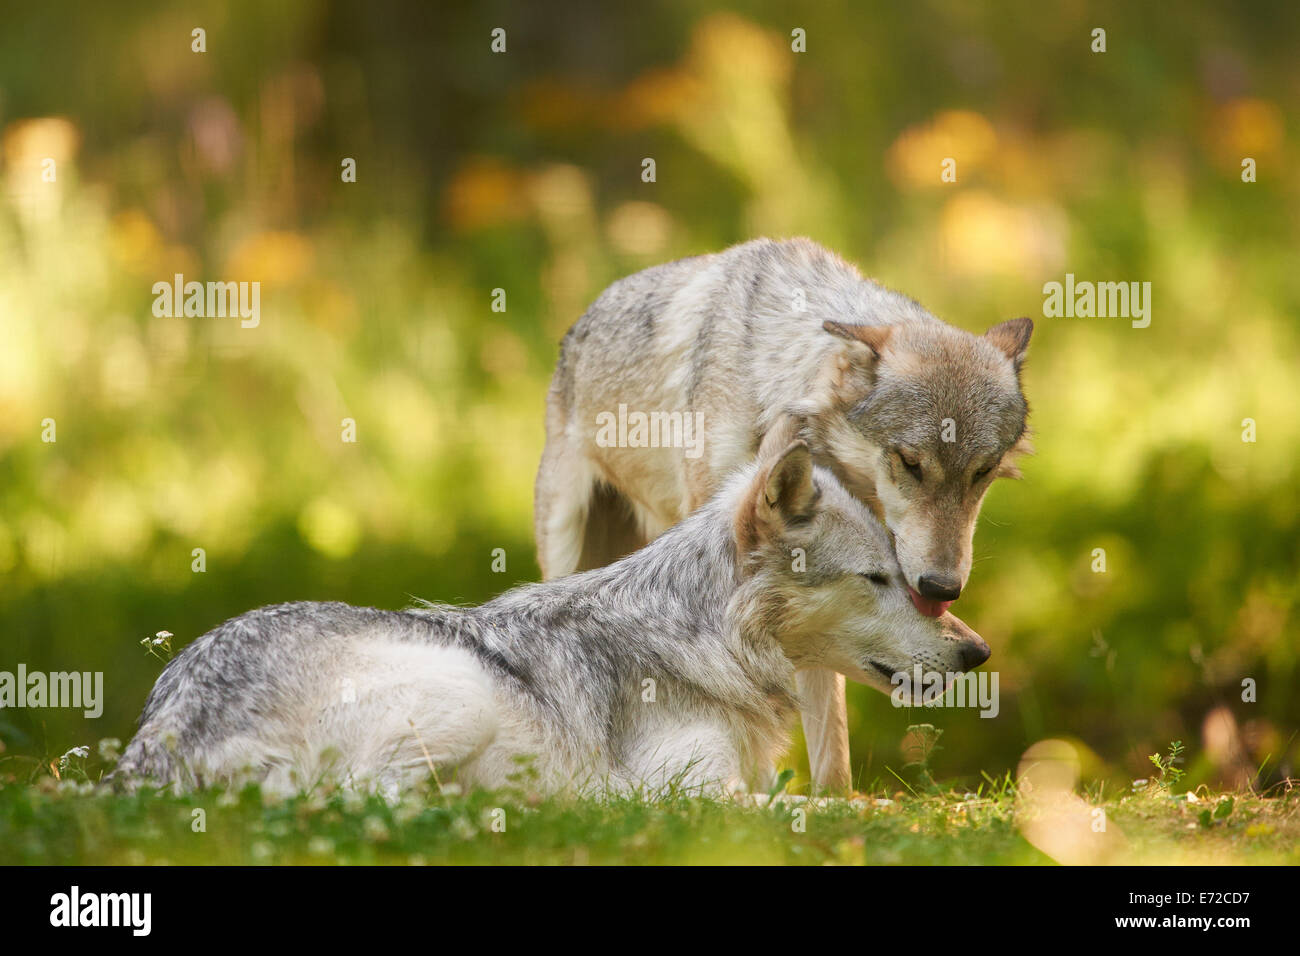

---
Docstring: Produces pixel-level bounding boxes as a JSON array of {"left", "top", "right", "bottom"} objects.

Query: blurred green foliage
[{"left": 1, "top": 1, "right": 1296, "bottom": 793}]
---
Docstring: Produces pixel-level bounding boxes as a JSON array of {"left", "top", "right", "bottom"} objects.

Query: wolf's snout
[
  {"left": 938, "top": 612, "right": 990, "bottom": 670},
  {"left": 958, "top": 635, "right": 991, "bottom": 671},
  {"left": 917, "top": 572, "right": 962, "bottom": 602}
]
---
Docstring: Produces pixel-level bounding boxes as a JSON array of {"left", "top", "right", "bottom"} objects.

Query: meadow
[{"left": 4, "top": 738, "right": 1296, "bottom": 866}]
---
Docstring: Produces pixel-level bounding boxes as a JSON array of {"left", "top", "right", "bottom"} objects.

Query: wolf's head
[
  {"left": 809, "top": 316, "right": 1032, "bottom": 616},
  {"left": 732, "top": 429, "right": 989, "bottom": 692}
]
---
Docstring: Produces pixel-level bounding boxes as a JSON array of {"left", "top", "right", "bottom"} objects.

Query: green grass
[{"left": 3, "top": 763, "right": 1296, "bottom": 865}]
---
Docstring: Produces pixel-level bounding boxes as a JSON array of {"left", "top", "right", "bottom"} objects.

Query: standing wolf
[
  {"left": 114, "top": 438, "right": 988, "bottom": 797},
  {"left": 535, "top": 237, "right": 1032, "bottom": 791}
]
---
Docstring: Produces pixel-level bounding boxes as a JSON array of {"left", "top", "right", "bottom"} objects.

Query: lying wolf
[
  {"left": 113, "top": 436, "right": 988, "bottom": 797},
  {"left": 535, "top": 237, "right": 1031, "bottom": 790}
]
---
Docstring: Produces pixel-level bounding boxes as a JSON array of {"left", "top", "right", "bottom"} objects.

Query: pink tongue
[{"left": 908, "top": 586, "right": 953, "bottom": 618}]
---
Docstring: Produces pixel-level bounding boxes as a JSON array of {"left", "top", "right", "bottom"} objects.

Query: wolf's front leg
[{"left": 795, "top": 669, "right": 852, "bottom": 793}]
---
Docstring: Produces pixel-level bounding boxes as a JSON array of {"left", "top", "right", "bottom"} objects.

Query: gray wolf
[
  {"left": 535, "top": 237, "right": 1030, "bottom": 790},
  {"left": 113, "top": 436, "right": 988, "bottom": 798}
]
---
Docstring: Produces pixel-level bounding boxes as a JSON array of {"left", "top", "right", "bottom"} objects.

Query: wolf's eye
[
  {"left": 860, "top": 571, "right": 889, "bottom": 586},
  {"left": 972, "top": 464, "right": 994, "bottom": 484},
  {"left": 897, "top": 450, "right": 923, "bottom": 482}
]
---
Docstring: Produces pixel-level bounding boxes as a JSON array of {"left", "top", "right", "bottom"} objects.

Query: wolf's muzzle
[{"left": 958, "top": 636, "right": 991, "bottom": 671}]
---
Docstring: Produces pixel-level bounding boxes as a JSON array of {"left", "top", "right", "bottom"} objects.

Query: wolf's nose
[
  {"left": 959, "top": 636, "right": 991, "bottom": 671},
  {"left": 918, "top": 573, "right": 962, "bottom": 602}
]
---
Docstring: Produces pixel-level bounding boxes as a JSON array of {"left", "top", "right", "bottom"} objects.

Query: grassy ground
[{"left": 3, "top": 755, "right": 1296, "bottom": 865}]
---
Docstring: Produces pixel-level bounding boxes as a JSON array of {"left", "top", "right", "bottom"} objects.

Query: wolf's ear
[
  {"left": 759, "top": 440, "right": 818, "bottom": 526},
  {"left": 824, "top": 320, "right": 892, "bottom": 359},
  {"left": 736, "top": 439, "right": 818, "bottom": 559},
  {"left": 985, "top": 317, "right": 1033, "bottom": 369},
  {"left": 821, "top": 321, "right": 891, "bottom": 405}
]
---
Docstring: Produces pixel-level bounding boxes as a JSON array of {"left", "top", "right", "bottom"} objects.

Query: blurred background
[{"left": 1, "top": 0, "right": 1296, "bottom": 794}]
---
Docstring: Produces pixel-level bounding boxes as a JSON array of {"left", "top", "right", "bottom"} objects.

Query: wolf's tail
[
  {"left": 106, "top": 731, "right": 187, "bottom": 792},
  {"left": 534, "top": 403, "right": 649, "bottom": 578},
  {"left": 104, "top": 653, "right": 203, "bottom": 792}
]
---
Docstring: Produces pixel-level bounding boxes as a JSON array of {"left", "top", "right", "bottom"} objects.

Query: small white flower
[
  {"left": 58, "top": 746, "right": 90, "bottom": 770},
  {"left": 97, "top": 738, "right": 122, "bottom": 763},
  {"left": 307, "top": 836, "right": 334, "bottom": 855}
]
